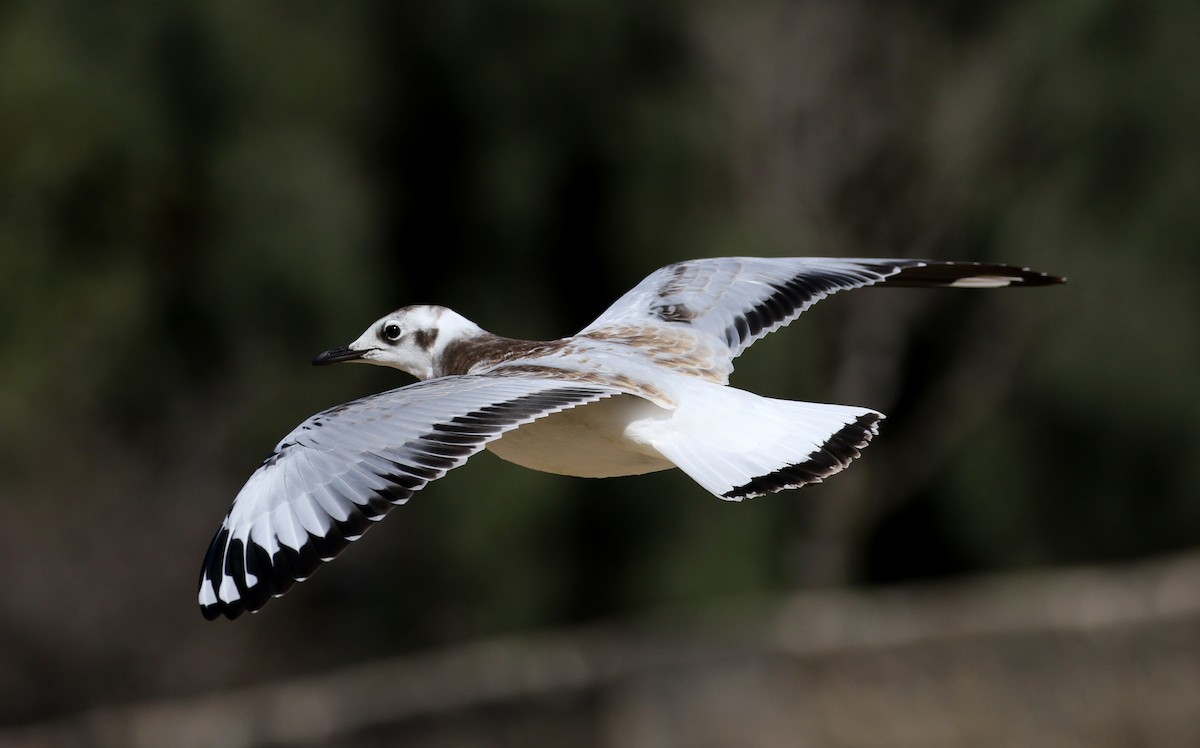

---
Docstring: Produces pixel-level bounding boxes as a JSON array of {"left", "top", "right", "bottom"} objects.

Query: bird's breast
[{"left": 484, "top": 394, "right": 673, "bottom": 478}]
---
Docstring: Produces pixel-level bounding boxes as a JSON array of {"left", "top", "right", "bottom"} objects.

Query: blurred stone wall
[{"left": 6, "top": 553, "right": 1198, "bottom": 747}]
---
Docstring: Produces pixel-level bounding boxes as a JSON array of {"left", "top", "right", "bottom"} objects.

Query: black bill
[{"left": 312, "top": 345, "right": 367, "bottom": 366}]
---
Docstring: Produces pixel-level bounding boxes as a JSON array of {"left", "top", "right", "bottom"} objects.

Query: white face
[{"left": 315, "top": 305, "right": 482, "bottom": 380}]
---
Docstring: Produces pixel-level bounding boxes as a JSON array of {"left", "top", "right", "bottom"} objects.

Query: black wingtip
[
  {"left": 1003, "top": 267, "right": 1067, "bottom": 286},
  {"left": 888, "top": 261, "right": 1066, "bottom": 288},
  {"left": 200, "top": 602, "right": 238, "bottom": 621}
]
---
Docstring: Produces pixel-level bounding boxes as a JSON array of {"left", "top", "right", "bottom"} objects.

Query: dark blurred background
[{"left": 2, "top": 0, "right": 1198, "bottom": 744}]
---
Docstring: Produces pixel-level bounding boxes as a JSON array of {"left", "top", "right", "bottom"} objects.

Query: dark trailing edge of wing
[
  {"left": 723, "top": 260, "right": 1064, "bottom": 353},
  {"left": 722, "top": 413, "right": 883, "bottom": 500},
  {"left": 722, "top": 264, "right": 897, "bottom": 350},
  {"left": 200, "top": 385, "right": 612, "bottom": 620}
]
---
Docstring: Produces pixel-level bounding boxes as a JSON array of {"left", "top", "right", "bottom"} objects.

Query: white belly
[{"left": 485, "top": 394, "right": 674, "bottom": 478}]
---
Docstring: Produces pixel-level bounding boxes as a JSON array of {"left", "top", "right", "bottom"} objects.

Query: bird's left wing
[
  {"left": 581, "top": 257, "right": 1062, "bottom": 362},
  {"left": 199, "top": 375, "right": 617, "bottom": 620}
]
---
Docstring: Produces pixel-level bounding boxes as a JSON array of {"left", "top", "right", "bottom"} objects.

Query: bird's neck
[{"left": 434, "top": 332, "right": 566, "bottom": 377}]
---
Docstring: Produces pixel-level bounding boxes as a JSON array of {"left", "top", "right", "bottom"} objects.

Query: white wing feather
[
  {"left": 199, "top": 376, "right": 618, "bottom": 619},
  {"left": 581, "top": 257, "right": 1058, "bottom": 360}
]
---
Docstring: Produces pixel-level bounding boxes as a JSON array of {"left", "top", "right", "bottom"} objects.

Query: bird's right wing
[{"left": 199, "top": 375, "right": 618, "bottom": 620}]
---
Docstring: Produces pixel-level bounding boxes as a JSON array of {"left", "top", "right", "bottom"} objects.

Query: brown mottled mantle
[{"left": 436, "top": 334, "right": 569, "bottom": 377}]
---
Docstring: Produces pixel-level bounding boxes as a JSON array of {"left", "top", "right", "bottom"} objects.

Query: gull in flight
[{"left": 199, "top": 257, "right": 1063, "bottom": 619}]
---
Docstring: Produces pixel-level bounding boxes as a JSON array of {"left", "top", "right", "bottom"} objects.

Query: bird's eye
[{"left": 382, "top": 322, "right": 403, "bottom": 342}]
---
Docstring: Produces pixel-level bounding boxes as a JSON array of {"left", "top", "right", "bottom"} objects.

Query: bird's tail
[{"left": 642, "top": 381, "right": 882, "bottom": 500}]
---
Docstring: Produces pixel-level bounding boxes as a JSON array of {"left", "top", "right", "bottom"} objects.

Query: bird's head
[{"left": 312, "top": 305, "right": 484, "bottom": 380}]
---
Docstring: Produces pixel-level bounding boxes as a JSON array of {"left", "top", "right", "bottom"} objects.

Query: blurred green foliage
[{"left": 0, "top": 0, "right": 1197, "bottom": 724}]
